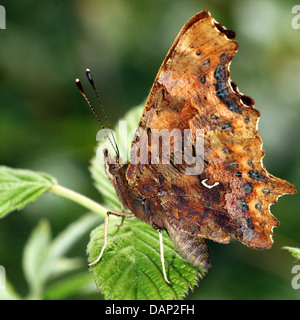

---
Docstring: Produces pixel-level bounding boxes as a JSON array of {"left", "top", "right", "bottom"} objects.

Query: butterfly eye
[{"left": 196, "top": 50, "right": 202, "bottom": 56}]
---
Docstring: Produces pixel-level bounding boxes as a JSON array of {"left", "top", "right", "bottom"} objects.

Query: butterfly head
[
  {"left": 103, "top": 147, "right": 132, "bottom": 213},
  {"left": 103, "top": 148, "right": 124, "bottom": 181}
]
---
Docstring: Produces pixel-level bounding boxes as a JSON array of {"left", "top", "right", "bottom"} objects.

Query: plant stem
[{"left": 50, "top": 184, "right": 107, "bottom": 217}]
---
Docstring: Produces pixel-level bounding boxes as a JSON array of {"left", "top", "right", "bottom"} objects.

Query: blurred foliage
[
  {"left": 0, "top": 0, "right": 299, "bottom": 299},
  {"left": 282, "top": 246, "right": 300, "bottom": 260}
]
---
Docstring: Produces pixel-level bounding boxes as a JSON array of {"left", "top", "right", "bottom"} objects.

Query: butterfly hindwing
[{"left": 125, "top": 10, "right": 296, "bottom": 254}]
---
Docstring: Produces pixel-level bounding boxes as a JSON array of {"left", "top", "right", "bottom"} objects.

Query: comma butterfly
[{"left": 76, "top": 10, "right": 296, "bottom": 284}]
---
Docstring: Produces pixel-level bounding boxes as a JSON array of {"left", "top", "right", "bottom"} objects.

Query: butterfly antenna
[
  {"left": 85, "top": 69, "right": 120, "bottom": 157},
  {"left": 75, "top": 77, "right": 119, "bottom": 157}
]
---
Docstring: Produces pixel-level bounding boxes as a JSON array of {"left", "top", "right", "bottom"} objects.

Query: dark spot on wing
[
  {"left": 246, "top": 217, "right": 254, "bottom": 230},
  {"left": 249, "top": 170, "right": 266, "bottom": 181},
  {"left": 203, "top": 59, "right": 210, "bottom": 66},
  {"left": 244, "top": 183, "right": 253, "bottom": 194},
  {"left": 262, "top": 188, "right": 270, "bottom": 194},
  {"left": 200, "top": 75, "right": 206, "bottom": 83},
  {"left": 255, "top": 201, "right": 262, "bottom": 211},
  {"left": 240, "top": 200, "right": 249, "bottom": 211}
]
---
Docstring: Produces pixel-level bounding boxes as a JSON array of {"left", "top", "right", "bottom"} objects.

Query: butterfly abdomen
[{"left": 166, "top": 222, "right": 211, "bottom": 269}]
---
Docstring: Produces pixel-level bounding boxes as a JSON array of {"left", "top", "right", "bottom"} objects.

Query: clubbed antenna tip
[
  {"left": 85, "top": 69, "right": 96, "bottom": 90},
  {"left": 75, "top": 78, "right": 84, "bottom": 95},
  {"left": 75, "top": 69, "right": 120, "bottom": 157}
]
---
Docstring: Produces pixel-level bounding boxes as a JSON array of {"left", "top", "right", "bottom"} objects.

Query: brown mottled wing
[{"left": 126, "top": 11, "right": 296, "bottom": 251}]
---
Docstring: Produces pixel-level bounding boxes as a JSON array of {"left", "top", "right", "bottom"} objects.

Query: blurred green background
[{"left": 0, "top": 0, "right": 299, "bottom": 299}]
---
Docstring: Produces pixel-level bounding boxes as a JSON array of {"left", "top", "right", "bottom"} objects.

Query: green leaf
[
  {"left": 87, "top": 217, "right": 205, "bottom": 300},
  {"left": 0, "top": 278, "right": 22, "bottom": 300},
  {"left": 44, "top": 272, "right": 95, "bottom": 300},
  {"left": 47, "top": 212, "right": 100, "bottom": 263},
  {"left": 0, "top": 166, "right": 56, "bottom": 218},
  {"left": 282, "top": 246, "right": 300, "bottom": 260},
  {"left": 23, "top": 219, "right": 52, "bottom": 297},
  {"left": 23, "top": 213, "right": 100, "bottom": 299}
]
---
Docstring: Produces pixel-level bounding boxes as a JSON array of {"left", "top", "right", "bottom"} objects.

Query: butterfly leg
[
  {"left": 88, "top": 210, "right": 135, "bottom": 267},
  {"left": 158, "top": 229, "right": 171, "bottom": 285},
  {"left": 108, "top": 210, "right": 135, "bottom": 218},
  {"left": 89, "top": 211, "right": 110, "bottom": 267},
  {"left": 115, "top": 205, "right": 133, "bottom": 227},
  {"left": 109, "top": 210, "right": 135, "bottom": 227},
  {"left": 116, "top": 217, "right": 125, "bottom": 227}
]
